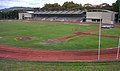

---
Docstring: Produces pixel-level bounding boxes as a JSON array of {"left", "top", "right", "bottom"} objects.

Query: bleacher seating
[{"left": 33, "top": 10, "right": 86, "bottom": 22}]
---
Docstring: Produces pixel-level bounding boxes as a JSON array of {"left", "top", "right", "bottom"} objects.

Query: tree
[
  {"left": 33, "top": 7, "right": 41, "bottom": 11},
  {"left": 0, "top": 10, "right": 23, "bottom": 19},
  {"left": 62, "top": 1, "right": 83, "bottom": 10},
  {"left": 41, "top": 1, "right": 83, "bottom": 11},
  {"left": 112, "top": 0, "right": 120, "bottom": 23},
  {"left": 112, "top": 0, "right": 120, "bottom": 12},
  {"left": 41, "top": 3, "right": 62, "bottom": 11}
]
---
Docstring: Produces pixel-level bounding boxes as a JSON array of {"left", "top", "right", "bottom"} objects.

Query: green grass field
[
  {"left": 0, "top": 21, "right": 120, "bottom": 50},
  {"left": 0, "top": 21, "right": 120, "bottom": 71},
  {"left": 0, "top": 60, "right": 120, "bottom": 71}
]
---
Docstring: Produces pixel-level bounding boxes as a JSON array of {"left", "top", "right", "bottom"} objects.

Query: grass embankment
[{"left": 0, "top": 60, "right": 120, "bottom": 71}]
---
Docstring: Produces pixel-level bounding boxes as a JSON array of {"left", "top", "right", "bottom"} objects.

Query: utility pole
[{"left": 116, "top": 37, "right": 120, "bottom": 59}]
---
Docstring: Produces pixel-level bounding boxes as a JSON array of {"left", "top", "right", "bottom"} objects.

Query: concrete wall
[
  {"left": 86, "top": 12, "right": 116, "bottom": 24},
  {"left": 102, "top": 12, "right": 115, "bottom": 23},
  {"left": 86, "top": 12, "right": 102, "bottom": 19},
  {"left": 18, "top": 13, "right": 32, "bottom": 20}
]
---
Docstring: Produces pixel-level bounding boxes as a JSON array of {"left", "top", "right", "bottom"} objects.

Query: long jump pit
[{"left": 0, "top": 46, "right": 119, "bottom": 62}]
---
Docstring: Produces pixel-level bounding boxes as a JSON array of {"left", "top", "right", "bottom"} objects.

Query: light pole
[
  {"left": 98, "top": 18, "right": 102, "bottom": 60},
  {"left": 116, "top": 37, "right": 120, "bottom": 59},
  {"left": 98, "top": 12, "right": 102, "bottom": 60}
]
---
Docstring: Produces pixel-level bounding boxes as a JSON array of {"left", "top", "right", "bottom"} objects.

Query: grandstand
[
  {"left": 19, "top": 9, "right": 118, "bottom": 23},
  {"left": 33, "top": 10, "right": 86, "bottom": 22}
]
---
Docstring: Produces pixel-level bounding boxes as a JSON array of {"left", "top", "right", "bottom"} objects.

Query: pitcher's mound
[{"left": 39, "top": 39, "right": 61, "bottom": 44}]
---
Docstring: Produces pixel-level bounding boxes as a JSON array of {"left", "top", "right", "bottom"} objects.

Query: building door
[{"left": 22, "top": 14, "right": 25, "bottom": 20}]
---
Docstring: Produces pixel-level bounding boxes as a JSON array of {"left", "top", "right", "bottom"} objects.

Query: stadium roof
[
  {"left": 87, "top": 9, "right": 118, "bottom": 14},
  {"left": 34, "top": 10, "right": 85, "bottom": 15}
]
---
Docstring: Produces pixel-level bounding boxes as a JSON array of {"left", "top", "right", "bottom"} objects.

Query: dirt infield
[
  {"left": 23, "top": 20, "right": 120, "bottom": 42},
  {"left": 53, "top": 29, "right": 119, "bottom": 42},
  {"left": 16, "top": 37, "right": 32, "bottom": 41},
  {"left": 0, "top": 46, "right": 119, "bottom": 61}
]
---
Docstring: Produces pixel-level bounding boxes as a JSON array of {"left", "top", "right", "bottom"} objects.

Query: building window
[
  {"left": 92, "top": 19, "right": 96, "bottom": 22},
  {"left": 92, "top": 19, "right": 101, "bottom": 22},
  {"left": 22, "top": 14, "right": 24, "bottom": 20}
]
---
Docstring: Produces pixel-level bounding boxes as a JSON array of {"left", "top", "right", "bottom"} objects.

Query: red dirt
[
  {"left": 0, "top": 20, "right": 15, "bottom": 22},
  {"left": 73, "top": 32, "right": 119, "bottom": 38},
  {"left": 54, "top": 29, "right": 119, "bottom": 42},
  {"left": 55, "top": 35, "right": 78, "bottom": 42},
  {"left": 0, "top": 46, "right": 119, "bottom": 61}
]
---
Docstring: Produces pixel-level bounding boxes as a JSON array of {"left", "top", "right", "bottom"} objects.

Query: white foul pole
[
  {"left": 98, "top": 18, "right": 102, "bottom": 60},
  {"left": 116, "top": 37, "right": 120, "bottom": 59}
]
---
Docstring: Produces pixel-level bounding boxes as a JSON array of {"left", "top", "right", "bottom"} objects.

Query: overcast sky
[{"left": 0, "top": 0, "right": 116, "bottom": 9}]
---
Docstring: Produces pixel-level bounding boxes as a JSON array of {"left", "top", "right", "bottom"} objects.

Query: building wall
[
  {"left": 86, "top": 12, "right": 102, "bottom": 19},
  {"left": 18, "top": 13, "right": 32, "bottom": 20},
  {"left": 86, "top": 12, "right": 116, "bottom": 24}
]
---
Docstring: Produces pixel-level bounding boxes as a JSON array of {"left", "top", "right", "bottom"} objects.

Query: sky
[{"left": 0, "top": 0, "right": 116, "bottom": 9}]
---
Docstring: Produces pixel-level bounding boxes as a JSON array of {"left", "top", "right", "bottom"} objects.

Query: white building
[
  {"left": 86, "top": 9, "right": 118, "bottom": 24},
  {"left": 18, "top": 11, "right": 33, "bottom": 20}
]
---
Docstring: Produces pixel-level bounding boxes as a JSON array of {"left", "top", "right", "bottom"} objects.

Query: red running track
[{"left": 0, "top": 46, "right": 119, "bottom": 61}]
